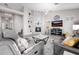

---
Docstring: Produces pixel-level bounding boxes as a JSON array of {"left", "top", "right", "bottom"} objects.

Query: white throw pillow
[{"left": 17, "top": 37, "right": 29, "bottom": 52}]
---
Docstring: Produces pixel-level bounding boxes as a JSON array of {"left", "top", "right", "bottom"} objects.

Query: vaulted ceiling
[
  {"left": 1, "top": 3, "right": 79, "bottom": 12},
  {"left": 22, "top": 3, "right": 79, "bottom": 12}
]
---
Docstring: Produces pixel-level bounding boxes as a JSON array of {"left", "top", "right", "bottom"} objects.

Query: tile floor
[{"left": 43, "top": 35, "right": 54, "bottom": 55}]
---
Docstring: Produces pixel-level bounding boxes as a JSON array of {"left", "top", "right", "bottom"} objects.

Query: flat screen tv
[{"left": 51, "top": 20, "right": 63, "bottom": 27}]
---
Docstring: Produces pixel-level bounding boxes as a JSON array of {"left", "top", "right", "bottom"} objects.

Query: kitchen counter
[{"left": 53, "top": 36, "right": 79, "bottom": 55}]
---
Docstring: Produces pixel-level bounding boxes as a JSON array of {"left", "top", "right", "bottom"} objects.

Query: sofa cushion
[{"left": 2, "top": 29, "right": 18, "bottom": 40}]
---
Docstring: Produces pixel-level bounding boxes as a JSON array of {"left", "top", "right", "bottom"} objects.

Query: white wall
[
  {"left": 23, "top": 9, "right": 45, "bottom": 35},
  {"left": 63, "top": 17, "right": 73, "bottom": 35},
  {"left": 45, "top": 9, "right": 79, "bottom": 23},
  {"left": 44, "top": 9, "right": 79, "bottom": 35},
  {"left": 32, "top": 11, "right": 45, "bottom": 34},
  {"left": 14, "top": 15, "right": 23, "bottom": 33},
  {"left": 23, "top": 8, "right": 79, "bottom": 35},
  {"left": 23, "top": 8, "right": 32, "bottom": 36}
]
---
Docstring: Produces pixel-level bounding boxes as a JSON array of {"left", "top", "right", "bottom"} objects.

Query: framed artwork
[{"left": 35, "top": 27, "right": 41, "bottom": 32}]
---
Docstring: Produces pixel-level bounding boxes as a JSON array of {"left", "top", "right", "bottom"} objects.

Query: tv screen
[{"left": 51, "top": 20, "right": 63, "bottom": 27}]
